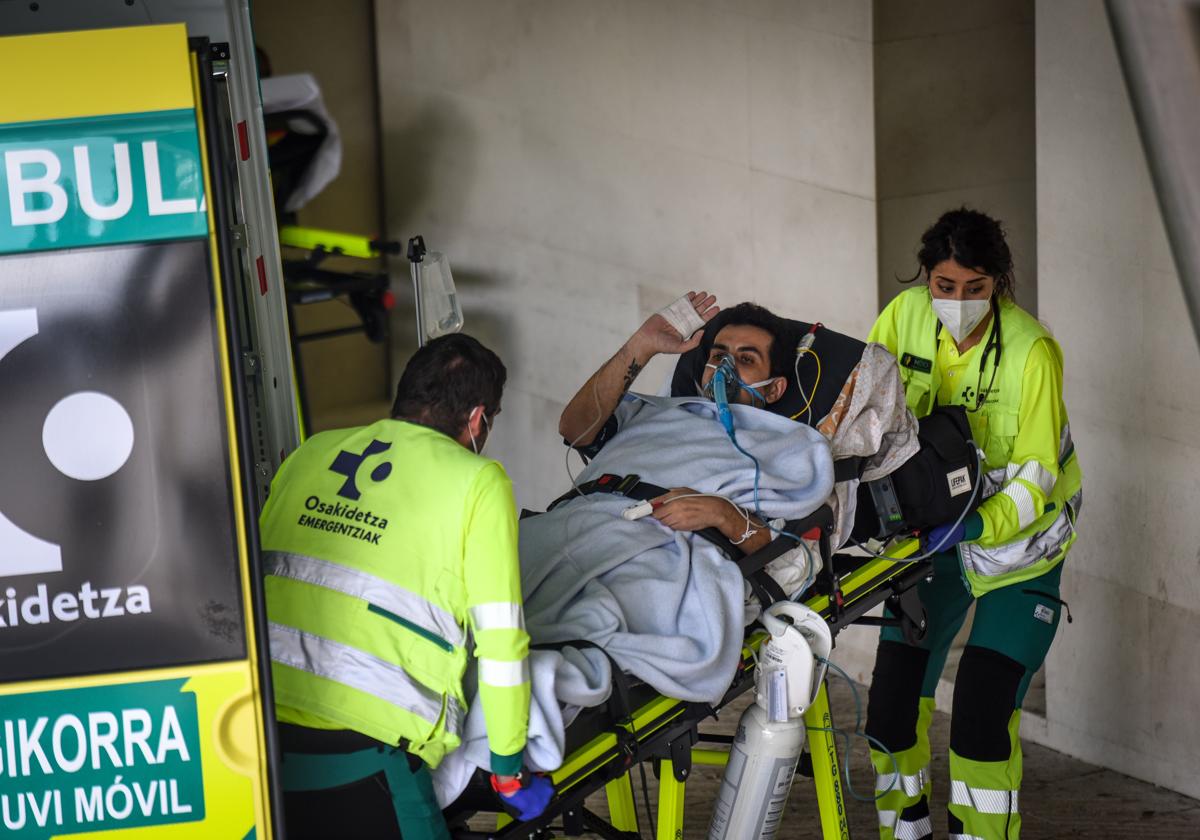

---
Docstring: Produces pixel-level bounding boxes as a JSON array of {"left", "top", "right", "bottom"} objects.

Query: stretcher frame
[{"left": 444, "top": 505, "right": 926, "bottom": 840}]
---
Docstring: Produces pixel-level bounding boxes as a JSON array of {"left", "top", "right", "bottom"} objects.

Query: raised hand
[
  {"left": 560, "top": 291, "right": 719, "bottom": 446},
  {"left": 629, "top": 291, "right": 720, "bottom": 359}
]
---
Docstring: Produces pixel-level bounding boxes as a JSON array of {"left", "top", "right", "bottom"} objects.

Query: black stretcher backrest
[{"left": 669, "top": 309, "right": 867, "bottom": 427}]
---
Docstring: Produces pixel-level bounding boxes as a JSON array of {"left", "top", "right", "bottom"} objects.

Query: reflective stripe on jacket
[
  {"left": 261, "top": 419, "right": 530, "bottom": 771},
  {"left": 869, "top": 287, "right": 1083, "bottom": 597}
]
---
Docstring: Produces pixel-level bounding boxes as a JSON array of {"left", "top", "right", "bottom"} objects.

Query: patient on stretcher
[
  {"left": 534, "top": 359, "right": 833, "bottom": 708},
  {"left": 431, "top": 294, "right": 916, "bottom": 805},
  {"left": 527, "top": 295, "right": 917, "bottom": 702},
  {"left": 559, "top": 297, "right": 814, "bottom": 563},
  {"left": 557, "top": 295, "right": 918, "bottom": 593}
]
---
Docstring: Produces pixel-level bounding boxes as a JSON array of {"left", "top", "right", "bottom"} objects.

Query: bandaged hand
[{"left": 629, "top": 291, "right": 719, "bottom": 359}]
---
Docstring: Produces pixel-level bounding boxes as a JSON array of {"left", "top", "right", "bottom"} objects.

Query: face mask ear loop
[
  {"left": 468, "top": 406, "right": 481, "bottom": 454},
  {"left": 736, "top": 373, "right": 775, "bottom": 407},
  {"left": 742, "top": 382, "right": 767, "bottom": 407}
]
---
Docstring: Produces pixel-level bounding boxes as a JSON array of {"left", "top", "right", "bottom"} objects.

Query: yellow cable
[{"left": 790, "top": 348, "right": 822, "bottom": 421}]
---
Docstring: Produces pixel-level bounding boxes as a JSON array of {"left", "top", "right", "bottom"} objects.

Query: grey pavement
[{"left": 537, "top": 677, "right": 1200, "bottom": 838}]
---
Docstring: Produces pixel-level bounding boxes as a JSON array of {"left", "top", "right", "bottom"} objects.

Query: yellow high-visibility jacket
[
  {"left": 261, "top": 419, "right": 530, "bottom": 772},
  {"left": 870, "top": 287, "right": 1083, "bottom": 597}
]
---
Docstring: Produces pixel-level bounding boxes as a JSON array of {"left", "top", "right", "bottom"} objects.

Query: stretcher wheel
[{"left": 900, "top": 603, "right": 928, "bottom": 645}]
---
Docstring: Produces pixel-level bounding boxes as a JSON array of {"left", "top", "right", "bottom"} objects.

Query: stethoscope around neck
[{"left": 934, "top": 296, "right": 1003, "bottom": 413}]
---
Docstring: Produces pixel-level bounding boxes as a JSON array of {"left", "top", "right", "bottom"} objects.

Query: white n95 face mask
[{"left": 932, "top": 298, "right": 990, "bottom": 343}]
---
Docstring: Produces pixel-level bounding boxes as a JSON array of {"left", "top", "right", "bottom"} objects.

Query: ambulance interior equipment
[
  {"left": 277, "top": 226, "right": 399, "bottom": 421},
  {"left": 262, "top": 74, "right": 400, "bottom": 422},
  {"left": 441, "top": 317, "right": 956, "bottom": 839},
  {"left": 261, "top": 72, "right": 341, "bottom": 219},
  {"left": 407, "top": 234, "right": 465, "bottom": 346}
]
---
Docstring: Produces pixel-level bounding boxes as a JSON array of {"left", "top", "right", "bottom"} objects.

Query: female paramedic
[{"left": 863, "top": 208, "right": 1082, "bottom": 840}]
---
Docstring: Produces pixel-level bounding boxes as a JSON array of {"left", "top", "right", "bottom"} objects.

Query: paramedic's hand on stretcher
[
  {"left": 651, "top": 487, "right": 773, "bottom": 555},
  {"left": 921, "top": 513, "right": 983, "bottom": 556},
  {"left": 493, "top": 772, "right": 555, "bottom": 821},
  {"left": 923, "top": 520, "right": 967, "bottom": 554}
]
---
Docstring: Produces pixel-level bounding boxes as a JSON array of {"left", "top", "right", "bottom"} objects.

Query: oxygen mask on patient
[
  {"left": 702, "top": 353, "right": 791, "bottom": 541},
  {"left": 702, "top": 354, "right": 775, "bottom": 432}
]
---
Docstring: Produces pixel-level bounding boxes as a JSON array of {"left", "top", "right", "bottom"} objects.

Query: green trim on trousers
[
  {"left": 948, "top": 710, "right": 1023, "bottom": 839},
  {"left": 871, "top": 697, "right": 935, "bottom": 840},
  {"left": 880, "top": 552, "right": 1064, "bottom": 704}
]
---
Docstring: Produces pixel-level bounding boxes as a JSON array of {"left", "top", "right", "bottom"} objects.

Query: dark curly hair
[
  {"left": 391, "top": 333, "right": 506, "bottom": 438},
  {"left": 699, "top": 302, "right": 792, "bottom": 379},
  {"left": 903, "top": 207, "right": 1015, "bottom": 298}
]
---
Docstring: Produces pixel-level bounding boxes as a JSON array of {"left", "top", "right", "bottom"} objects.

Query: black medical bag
[{"left": 851, "top": 405, "right": 981, "bottom": 542}]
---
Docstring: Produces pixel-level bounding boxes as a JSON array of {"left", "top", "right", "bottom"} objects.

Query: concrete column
[
  {"left": 874, "top": 0, "right": 1037, "bottom": 313},
  {"left": 1035, "top": 0, "right": 1200, "bottom": 799}
]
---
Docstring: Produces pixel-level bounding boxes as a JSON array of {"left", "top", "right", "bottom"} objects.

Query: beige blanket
[{"left": 762, "top": 343, "right": 919, "bottom": 596}]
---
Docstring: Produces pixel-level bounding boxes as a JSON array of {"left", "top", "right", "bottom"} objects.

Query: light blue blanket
[
  {"left": 523, "top": 394, "right": 833, "bottom": 700},
  {"left": 433, "top": 394, "right": 833, "bottom": 805}
]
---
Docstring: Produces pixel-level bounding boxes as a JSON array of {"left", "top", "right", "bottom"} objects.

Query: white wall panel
[
  {"left": 377, "top": 0, "right": 876, "bottom": 510},
  {"left": 1036, "top": 0, "right": 1200, "bottom": 799}
]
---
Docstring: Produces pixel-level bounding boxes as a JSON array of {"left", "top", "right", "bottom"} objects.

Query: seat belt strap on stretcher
[
  {"left": 833, "top": 456, "right": 865, "bottom": 483},
  {"left": 547, "top": 473, "right": 649, "bottom": 511}
]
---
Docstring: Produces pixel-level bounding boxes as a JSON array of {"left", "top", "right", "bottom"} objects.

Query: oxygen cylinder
[
  {"left": 707, "top": 702, "right": 806, "bottom": 840},
  {"left": 708, "top": 602, "right": 832, "bottom": 840}
]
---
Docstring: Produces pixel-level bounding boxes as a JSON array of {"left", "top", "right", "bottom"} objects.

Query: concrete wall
[
  {"left": 252, "top": 0, "right": 390, "bottom": 429},
  {"left": 874, "top": 0, "right": 1037, "bottom": 313},
  {"left": 375, "top": 0, "right": 878, "bottom": 510},
  {"left": 1031, "top": 0, "right": 1200, "bottom": 799}
]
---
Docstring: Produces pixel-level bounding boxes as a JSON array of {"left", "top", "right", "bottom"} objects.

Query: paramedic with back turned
[{"left": 260, "top": 333, "right": 552, "bottom": 838}]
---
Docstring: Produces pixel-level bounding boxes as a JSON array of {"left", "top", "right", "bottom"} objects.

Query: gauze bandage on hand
[{"left": 658, "top": 294, "right": 708, "bottom": 340}]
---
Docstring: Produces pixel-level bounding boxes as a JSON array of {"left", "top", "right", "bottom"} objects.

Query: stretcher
[
  {"left": 443, "top": 501, "right": 927, "bottom": 840},
  {"left": 274, "top": 226, "right": 400, "bottom": 423}
]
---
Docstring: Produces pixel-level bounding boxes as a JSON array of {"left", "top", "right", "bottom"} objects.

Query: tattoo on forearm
[{"left": 621, "top": 359, "right": 643, "bottom": 392}]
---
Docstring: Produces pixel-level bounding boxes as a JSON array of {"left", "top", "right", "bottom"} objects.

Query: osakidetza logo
[
  {"left": 289, "top": 439, "right": 395, "bottom": 547},
  {"left": 0, "top": 307, "right": 152, "bottom": 631}
]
